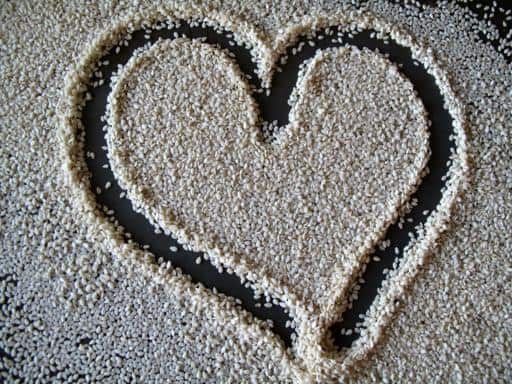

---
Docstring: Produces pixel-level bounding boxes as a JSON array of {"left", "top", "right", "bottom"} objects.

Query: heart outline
[{"left": 58, "top": 6, "right": 469, "bottom": 380}]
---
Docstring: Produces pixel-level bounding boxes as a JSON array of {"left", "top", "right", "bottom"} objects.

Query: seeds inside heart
[{"left": 106, "top": 37, "right": 430, "bottom": 319}]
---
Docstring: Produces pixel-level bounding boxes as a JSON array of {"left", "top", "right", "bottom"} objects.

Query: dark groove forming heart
[{"left": 82, "top": 21, "right": 455, "bottom": 350}]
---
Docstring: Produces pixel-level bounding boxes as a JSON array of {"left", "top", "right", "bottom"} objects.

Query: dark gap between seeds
[{"left": 81, "top": 21, "right": 454, "bottom": 351}]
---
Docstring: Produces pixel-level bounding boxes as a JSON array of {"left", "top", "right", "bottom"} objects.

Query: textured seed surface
[
  {"left": 0, "top": 0, "right": 510, "bottom": 383},
  {"left": 106, "top": 37, "right": 429, "bottom": 315}
]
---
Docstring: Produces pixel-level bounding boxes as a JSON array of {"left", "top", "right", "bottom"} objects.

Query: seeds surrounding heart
[{"left": 106, "top": 37, "right": 430, "bottom": 323}]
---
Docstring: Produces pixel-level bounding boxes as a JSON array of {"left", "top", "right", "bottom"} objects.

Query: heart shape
[
  {"left": 106, "top": 36, "right": 430, "bottom": 323},
  {"left": 58, "top": 7, "right": 470, "bottom": 379}
]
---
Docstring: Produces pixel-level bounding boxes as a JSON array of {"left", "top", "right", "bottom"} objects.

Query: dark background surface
[{"left": 84, "top": 24, "right": 453, "bottom": 349}]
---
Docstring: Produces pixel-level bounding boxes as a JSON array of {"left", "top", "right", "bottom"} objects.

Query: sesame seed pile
[
  {"left": 106, "top": 37, "right": 429, "bottom": 321},
  {"left": 1, "top": 1, "right": 510, "bottom": 383}
]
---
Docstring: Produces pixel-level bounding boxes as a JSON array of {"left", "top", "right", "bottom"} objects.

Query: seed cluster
[
  {"left": 0, "top": 0, "right": 510, "bottom": 383},
  {"left": 106, "top": 37, "right": 430, "bottom": 324}
]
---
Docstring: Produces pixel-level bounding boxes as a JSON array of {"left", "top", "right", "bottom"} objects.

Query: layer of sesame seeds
[
  {"left": 1, "top": 0, "right": 510, "bottom": 383},
  {"left": 106, "top": 35, "right": 429, "bottom": 323}
]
